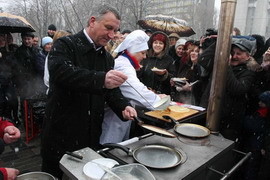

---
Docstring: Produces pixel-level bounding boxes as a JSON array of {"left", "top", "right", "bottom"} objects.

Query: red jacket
[
  {"left": 0, "top": 117, "right": 14, "bottom": 180},
  {"left": 0, "top": 117, "right": 13, "bottom": 138}
]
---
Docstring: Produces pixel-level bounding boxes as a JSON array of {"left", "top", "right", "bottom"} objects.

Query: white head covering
[
  {"left": 114, "top": 30, "right": 149, "bottom": 54},
  {"left": 175, "top": 38, "right": 187, "bottom": 49}
]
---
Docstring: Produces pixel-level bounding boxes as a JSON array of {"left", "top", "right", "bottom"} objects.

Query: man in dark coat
[
  {"left": 14, "top": 31, "right": 40, "bottom": 99},
  {"left": 41, "top": 5, "right": 137, "bottom": 178},
  {"left": 197, "top": 36, "right": 256, "bottom": 143}
]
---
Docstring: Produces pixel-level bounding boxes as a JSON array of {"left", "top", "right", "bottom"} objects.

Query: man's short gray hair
[{"left": 92, "top": 4, "right": 121, "bottom": 21}]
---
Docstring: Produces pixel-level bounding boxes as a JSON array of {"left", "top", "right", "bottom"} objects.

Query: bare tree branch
[
  {"left": 59, "top": 0, "right": 76, "bottom": 33},
  {"left": 67, "top": 0, "right": 84, "bottom": 29}
]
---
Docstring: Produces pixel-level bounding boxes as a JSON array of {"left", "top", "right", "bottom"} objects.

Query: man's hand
[
  {"left": 181, "top": 82, "right": 192, "bottom": 91},
  {"left": 122, "top": 106, "right": 137, "bottom": 120},
  {"left": 3, "top": 126, "right": 21, "bottom": 144},
  {"left": 262, "top": 48, "right": 270, "bottom": 70},
  {"left": 5, "top": 168, "right": 19, "bottom": 180},
  {"left": 104, "top": 70, "right": 128, "bottom": 89},
  {"left": 170, "top": 78, "right": 175, "bottom": 87},
  {"left": 176, "top": 82, "right": 191, "bottom": 92},
  {"left": 263, "top": 48, "right": 270, "bottom": 60}
]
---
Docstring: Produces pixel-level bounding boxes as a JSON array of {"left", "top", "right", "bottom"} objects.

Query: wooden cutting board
[{"left": 145, "top": 107, "right": 199, "bottom": 122}]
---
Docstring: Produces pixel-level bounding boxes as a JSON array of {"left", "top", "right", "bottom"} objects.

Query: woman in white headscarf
[{"left": 100, "top": 30, "right": 166, "bottom": 144}]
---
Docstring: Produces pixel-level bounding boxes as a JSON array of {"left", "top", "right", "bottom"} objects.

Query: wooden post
[{"left": 206, "top": 0, "right": 237, "bottom": 133}]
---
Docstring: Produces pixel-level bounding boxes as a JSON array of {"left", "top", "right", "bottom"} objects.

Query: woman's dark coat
[
  {"left": 172, "top": 59, "right": 200, "bottom": 104},
  {"left": 195, "top": 42, "right": 216, "bottom": 108},
  {"left": 35, "top": 50, "right": 48, "bottom": 77},
  {"left": 138, "top": 31, "right": 175, "bottom": 95},
  {"left": 41, "top": 30, "right": 130, "bottom": 177}
]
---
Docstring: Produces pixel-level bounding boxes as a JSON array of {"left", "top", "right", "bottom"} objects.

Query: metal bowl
[{"left": 17, "top": 172, "right": 55, "bottom": 180}]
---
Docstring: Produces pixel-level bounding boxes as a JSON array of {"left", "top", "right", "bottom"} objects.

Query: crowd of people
[{"left": 0, "top": 4, "right": 270, "bottom": 180}]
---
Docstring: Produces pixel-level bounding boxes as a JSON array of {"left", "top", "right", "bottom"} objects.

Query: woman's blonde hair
[{"left": 52, "top": 30, "right": 72, "bottom": 43}]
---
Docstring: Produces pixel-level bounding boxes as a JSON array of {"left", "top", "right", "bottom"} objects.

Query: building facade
[{"left": 234, "top": 0, "right": 270, "bottom": 38}]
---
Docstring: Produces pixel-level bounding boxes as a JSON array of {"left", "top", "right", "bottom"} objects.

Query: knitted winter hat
[
  {"left": 152, "top": 33, "right": 166, "bottom": 44},
  {"left": 175, "top": 38, "right": 187, "bottom": 49},
  {"left": 42, "top": 36, "right": 53, "bottom": 47},
  {"left": 259, "top": 91, "right": 270, "bottom": 107},
  {"left": 48, "top": 24, "right": 57, "bottom": 31}
]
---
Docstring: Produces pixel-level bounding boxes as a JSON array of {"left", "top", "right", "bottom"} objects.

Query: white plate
[{"left": 83, "top": 158, "right": 119, "bottom": 180}]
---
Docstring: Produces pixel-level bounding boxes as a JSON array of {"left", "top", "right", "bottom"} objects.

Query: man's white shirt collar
[{"left": 83, "top": 29, "right": 102, "bottom": 51}]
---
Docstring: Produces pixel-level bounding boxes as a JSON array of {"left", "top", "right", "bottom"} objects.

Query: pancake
[{"left": 168, "top": 105, "right": 190, "bottom": 113}]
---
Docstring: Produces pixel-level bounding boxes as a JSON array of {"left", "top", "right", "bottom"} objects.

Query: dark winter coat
[
  {"left": 172, "top": 60, "right": 200, "bottom": 104},
  {"left": 168, "top": 45, "right": 178, "bottom": 61},
  {"left": 0, "top": 47, "right": 16, "bottom": 85},
  {"left": 219, "top": 64, "right": 255, "bottom": 140},
  {"left": 14, "top": 44, "right": 39, "bottom": 76},
  {"left": 138, "top": 31, "right": 175, "bottom": 95},
  {"left": 264, "top": 69, "right": 270, "bottom": 91},
  {"left": 14, "top": 44, "right": 40, "bottom": 98},
  {"left": 196, "top": 42, "right": 217, "bottom": 108},
  {"left": 41, "top": 30, "right": 130, "bottom": 177},
  {"left": 243, "top": 108, "right": 268, "bottom": 150},
  {"left": 35, "top": 50, "right": 48, "bottom": 77},
  {"left": 0, "top": 49, "right": 19, "bottom": 121}
]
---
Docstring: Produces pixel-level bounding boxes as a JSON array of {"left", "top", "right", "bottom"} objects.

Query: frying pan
[
  {"left": 162, "top": 115, "right": 210, "bottom": 138},
  {"left": 103, "top": 143, "right": 183, "bottom": 169}
]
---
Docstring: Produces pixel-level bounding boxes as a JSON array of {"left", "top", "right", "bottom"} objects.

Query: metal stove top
[
  {"left": 60, "top": 133, "right": 234, "bottom": 180},
  {"left": 103, "top": 134, "right": 234, "bottom": 180}
]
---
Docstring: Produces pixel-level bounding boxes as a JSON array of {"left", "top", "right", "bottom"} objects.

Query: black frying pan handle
[
  {"left": 66, "top": 151, "right": 83, "bottom": 160},
  {"left": 102, "top": 143, "right": 132, "bottom": 155},
  {"left": 134, "top": 117, "right": 144, "bottom": 125},
  {"left": 162, "top": 115, "right": 179, "bottom": 124}
]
